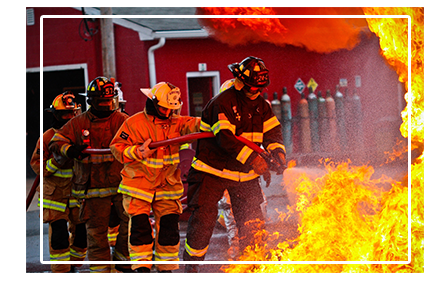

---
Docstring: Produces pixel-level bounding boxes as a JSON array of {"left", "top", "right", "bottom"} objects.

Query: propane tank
[
  {"left": 271, "top": 92, "right": 282, "bottom": 122},
  {"left": 307, "top": 87, "right": 319, "bottom": 152},
  {"left": 281, "top": 87, "right": 292, "bottom": 154},
  {"left": 325, "top": 89, "right": 339, "bottom": 153},
  {"left": 298, "top": 92, "right": 312, "bottom": 153},
  {"left": 334, "top": 85, "right": 348, "bottom": 152}
]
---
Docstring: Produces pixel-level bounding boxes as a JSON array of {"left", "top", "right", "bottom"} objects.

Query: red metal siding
[{"left": 27, "top": 8, "right": 403, "bottom": 158}]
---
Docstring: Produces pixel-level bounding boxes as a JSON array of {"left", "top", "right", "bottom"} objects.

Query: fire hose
[{"left": 26, "top": 132, "right": 285, "bottom": 211}]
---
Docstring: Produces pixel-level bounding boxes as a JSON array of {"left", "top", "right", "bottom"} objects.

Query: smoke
[{"left": 196, "top": 7, "right": 370, "bottom": 53}]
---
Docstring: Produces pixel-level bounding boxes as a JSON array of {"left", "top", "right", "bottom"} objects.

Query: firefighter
[
  {"left": 49, "top": 77, "right": 131, "bottom": 273},
  {"left": 183, "top": 56, "right": 287, "bottom": 272},
  {"left": 110, "top": 82, "right": 200, "bottom": 273},
  {"left": 30, "top": 91, "right": 87, "bottom": 273}
]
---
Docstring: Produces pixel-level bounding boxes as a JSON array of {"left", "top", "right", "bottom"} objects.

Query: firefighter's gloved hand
[
  {"left": 53, "top": 151, "right": 68, "bottom": 166},
  {"left": 262, "top": 171, "right": 271, "bottom": 188},
  {"left": 251, "top": 155, "right": 269, "bottom": 175},
  {"left": 271, "top": 150, "right": 287, "bottom": 174},
  {"left": 136, "top": 138, "right": 156, "bottom": 160},
  {"left": 66, "top": 144, "right": 90, "bottom": 160}
]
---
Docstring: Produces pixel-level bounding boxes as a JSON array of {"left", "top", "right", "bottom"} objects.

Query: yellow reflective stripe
[
  {"left": 70, "top": 247, "right": 87, "bottom": 260},
  {"left": 72, "top": 187, "right": 118, "bottom": 199},
  {"left": 118, "top": 184, "right": 155, "bottom": 202},
  {"left": 200, "top": 120, "right": 212, "bottom": 132},
  {"left": 60, "top": 144, "right": 70, "bottom": 156},
  {"left": 156, "top": 189, "right": 184, "bottom": 201},
  {"left": 50, "top": 251, "right": 70, "bottom": 261},
  {"left": 124, "top": 145, "right": 139, "bottom": 160},
  {"left": 53, "top": 169, "right": 73, "bottom": 178},
  {"left": 130, "top": 251, "right": 154, "bottom": 261},
  {"left": 45, "top": 158, "right": 59, "bottom": 173},
  {"left": 263, "top": 116, "right": 280, "bottom": 133},
  {"left": 42, "top": 199, "right": 67, "bottom": 212},
  {"left": 179, "top": 143, "right": 190, "bottom": 150},
  {"left": 154, "top": 251, "right": 179, "bottom": 261},
  {"left": 185, "top": 239, "right": 208, "bottom": 257},
  {"left": 266, "top": 142, "right": 286, "bottom": 153},
  {"left": 163, "top": 153, "right": 180, "bottom": 165},
  {"left": 236, "top": 145, "right": 253, "bottom": 164},
  {"left": 51, "top": 133, "right": 71, "bottom": 143},
  {"left": 191, "top": 158, "right": 259, "bottom": 182},
  {"left": 69, "top": 198, "right": 81, "bottom": 208},
  {"left": 240, "top": 132, "right": 263, "bottom": 143},
  {"left": 211, "top": 120, "right": 236, "bottom": 135}
]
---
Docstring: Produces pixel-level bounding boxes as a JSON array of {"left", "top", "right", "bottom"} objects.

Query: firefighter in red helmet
[
  {"left": 110, "top": 82, "right": 200, "bottom": 272},
  {"left": 30, "top": 91, "right": 86, "bottom": 273},
  {"left": 183, "top": 57, "right": 286, "bottom": 272},
  {"left": 49, "top": 77, "right": 131, "bottom": 273}
]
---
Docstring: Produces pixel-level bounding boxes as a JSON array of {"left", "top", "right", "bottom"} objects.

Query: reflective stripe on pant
[
  {"left": 80, "top": 194, "right": 130, "bottom": 273},
  {"left": 123, "top": 194, "right": 182, "bottom": 272},
  {"left": 43, "top": 204, "right": 86, "bottom": 273},
  {"left": 183, "top": 170, "right": 265, "bottom": 262}
]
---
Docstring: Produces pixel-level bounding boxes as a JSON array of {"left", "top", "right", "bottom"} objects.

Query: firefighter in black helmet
[
  {"left": 49, "top": 76, "right": 131, "bottom": 273},
  {"left": 183, "top": 57, "right": 287, "bottom": 272}
]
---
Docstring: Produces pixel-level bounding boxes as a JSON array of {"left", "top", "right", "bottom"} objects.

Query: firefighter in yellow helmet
[
  {"left": 30, "top": 91, "right": 86, "bottom": 273},
  {"left": 110, "top": 82, "right": 200, "bottom": 272},
  {"left": 49, "top": 77, "right": 131, "bottom": 273}
]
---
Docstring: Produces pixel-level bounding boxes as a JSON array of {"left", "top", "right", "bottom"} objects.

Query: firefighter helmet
[
  {"left": 228, "top": 56, "right": 270, "bottom": 88},
  {"left": 82, "top": 76, "right": 119, "bottom": 111},
  {"left": 140, "top": 82, "right": 182, "bottom": 117},
  {"left": 45, "top": 91, "right": 81, "bottom": 121}
]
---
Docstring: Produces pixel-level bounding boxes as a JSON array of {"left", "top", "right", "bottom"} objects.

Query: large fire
[{"left": 203, "top": 7, "right": 425, "bottom": 273}]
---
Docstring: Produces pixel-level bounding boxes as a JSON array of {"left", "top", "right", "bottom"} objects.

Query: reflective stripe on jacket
[
  {"left": 30, "top": 128, "right": 74, "bottom": 210},
  {"left": 192, "top": 86, "right": 285, "bottom": 181},
  {"left": 49, "top": 109, "right": 129, "bottom": 199},
  {"left": 110, "top": 108, "right": 200, "bottom": 202}
]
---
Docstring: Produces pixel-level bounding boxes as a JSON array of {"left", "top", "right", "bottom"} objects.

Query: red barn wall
[{"left": 27, "top": 7, "right": 404, "bottom": 163}]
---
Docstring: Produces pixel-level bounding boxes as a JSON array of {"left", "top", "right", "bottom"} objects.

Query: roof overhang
[{"left": 73, "top": 7, "right": 209, "bottom": 41}]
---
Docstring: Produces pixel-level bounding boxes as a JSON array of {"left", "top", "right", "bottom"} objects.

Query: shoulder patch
[{"left": 120, "top": 131, "right": 129, "bottom": 140}]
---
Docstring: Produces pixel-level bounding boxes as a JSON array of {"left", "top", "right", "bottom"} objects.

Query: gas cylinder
[
  {"left": 298, "top": 92, "right": 312, "bottom": 153},
  {"left": 334, "top": 85, "right": 348, "bottom": 151},
  {"left": 271, "top": 92, "right": 282, "bottom": 122},
  {"left": 281, "top": 87, "right": 292, "bottom": 154},
  {"left": 351, "top": 89, "right": 364, "bottom": 160},
  {"left": 325, "top": 89, "right": 339, "bottom": 153},
  {"left": 317, "top": 90, "right": 329, "bottom": 151},
  {"left": 307, "top": 87, "right": 319, "bottom": 152}
]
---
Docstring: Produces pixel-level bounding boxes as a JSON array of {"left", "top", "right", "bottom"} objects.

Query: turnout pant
[
  {"left": 43, "top": 199, "right": 87, "bottom": 273},
  {"left": 123, "top": 195, "right": 182, "bottom": 272},
  {"left": 80, "top": 194, "right": 130, "bottom": 273},
  {"left": 183, "top": 170, "right": 265, "bottom": 261}
]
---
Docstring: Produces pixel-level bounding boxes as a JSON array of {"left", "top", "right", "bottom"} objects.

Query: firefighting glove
[
  {"left": 53, "top": 151, "right": 68, "bottom": 166},
  {"left": 262, "top": 171, "right": 271, "bottom": 188},
  {"left": 270, "top": 150, "right": 287, "bottom": 175},
  {"left": 251, "top": 155, "right": 269, "bottom": 175},
  {"left": 136, "top": 138, "right": 157, "bottom": 160},
  {"left": 66, "top": 144, "right": 90, "bottom": 160}
]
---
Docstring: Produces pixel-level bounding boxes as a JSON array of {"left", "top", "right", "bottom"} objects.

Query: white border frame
[{"left": 39, "top": 14, "right": 412, "bottom": 266}]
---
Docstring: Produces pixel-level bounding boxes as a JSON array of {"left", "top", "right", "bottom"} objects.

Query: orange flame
[{"left": 222, "top": 7, "right": 424, "bottom": 273}]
